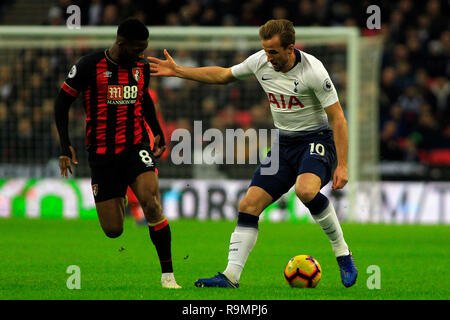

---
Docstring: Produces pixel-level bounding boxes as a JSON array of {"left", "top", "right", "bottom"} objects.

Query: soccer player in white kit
[{"left": 148, "top": 19, "right": 357, "bottom": 288}]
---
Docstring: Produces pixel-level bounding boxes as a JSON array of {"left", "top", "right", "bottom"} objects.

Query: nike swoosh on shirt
[{"left": 261, "top": 76, "right": 272, "bottom": 80}]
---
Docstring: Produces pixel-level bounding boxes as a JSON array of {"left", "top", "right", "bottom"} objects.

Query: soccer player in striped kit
[
  {"left": 54, "top": 18, "right": 181, "bottom": 289},
  {"left": 148, "top": 19, "right": 357, "bottom": 288}
]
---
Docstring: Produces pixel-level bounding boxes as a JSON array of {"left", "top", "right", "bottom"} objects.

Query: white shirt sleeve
[
  {"left": 231, "top": 51, "right": 262, "bottom": 80},
  {"left": 308, "top": 57, "right": 339, "bottom": 108}
]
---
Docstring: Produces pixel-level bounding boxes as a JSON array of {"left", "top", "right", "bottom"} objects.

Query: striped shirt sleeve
[{"left": 61, "top": 56, "right": 90, "bottom": 97}]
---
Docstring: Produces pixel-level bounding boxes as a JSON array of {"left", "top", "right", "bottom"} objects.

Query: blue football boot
[
  {"left": 336, "top": 252, "right": 358, "bottom": 288},
  {"left": 194, "top": 272, "right": 239, "bottom": 288}
]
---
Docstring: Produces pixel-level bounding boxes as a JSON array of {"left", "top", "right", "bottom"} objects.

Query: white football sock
[
  {"left": 161, "top": 272, "right": 176, "bottom": 281},
  {"left": 223, "top": 225, "right": 258, "bottom": 284},
  {"left": 311, "top": 202, "right": 350, "bottom": 257}
]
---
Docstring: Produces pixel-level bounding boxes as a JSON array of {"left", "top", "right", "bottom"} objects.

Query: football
[{"left": 284, "top": 255, "right": 322, "bottom": 288}]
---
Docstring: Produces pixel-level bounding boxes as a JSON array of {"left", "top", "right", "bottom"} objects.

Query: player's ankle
[
  {"left": 223, "top": 265, "right": 241, "bottom": 284},
  {"left": 332, "top": 241, "right": 350, "bottom": 257},
  {"left": 161, "top": 272, "right": 175, "bottom": 279}
]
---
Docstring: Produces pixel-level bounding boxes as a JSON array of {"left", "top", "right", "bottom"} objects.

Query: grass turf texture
[{"left": 0, "top": 218, "right": 449, "bottom": 300}]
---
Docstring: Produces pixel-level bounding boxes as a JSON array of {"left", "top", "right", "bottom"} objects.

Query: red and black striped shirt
[{"left": 61, "top": 50, "right": 152, "bottom": 155}]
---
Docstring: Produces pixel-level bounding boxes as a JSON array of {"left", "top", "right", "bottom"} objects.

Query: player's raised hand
[
  {"left": 332, "top": 165, "right": 348, "bottom": 190},
  {"left": 147, "top": 49, "right": 177, "bottom": 77},
  {"left": 152, "top": 135, "right": 167, "bottom": 158},
  {"left": 59, "top": 146, "right": 78, "bottom": 178}
]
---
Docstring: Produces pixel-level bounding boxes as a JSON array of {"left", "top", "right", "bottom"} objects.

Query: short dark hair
[
  {"left": 259, "top": 19, "right": 295, "bottom": 48},
  {"left": 117, "top": 18, "right": 149, "bottom": 41}
]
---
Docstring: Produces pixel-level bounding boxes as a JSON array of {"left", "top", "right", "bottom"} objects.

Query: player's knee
[
  {"left": 141, "top": 197, "right": 161, "bottom": 217},
  {"left": 104, "top": 227, "right": 123, "bottom": 238},
  {"left": 239, "top": 197, "right": 262, "bottom": 215},
  {"left": 295, "top": 186, "right": 318, "bottom": 204}
]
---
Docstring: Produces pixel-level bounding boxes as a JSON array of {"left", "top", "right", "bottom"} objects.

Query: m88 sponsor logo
[{"left": 107, "top": 85, "right": 138, "bottom": 104}]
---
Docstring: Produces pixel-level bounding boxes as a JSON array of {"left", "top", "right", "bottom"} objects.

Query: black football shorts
[
  {"left": 250, "top": 129, "right": 337, "bottom": 202},
  {"left": 88, "top": 144, "right": 157, "bottom": 203}
]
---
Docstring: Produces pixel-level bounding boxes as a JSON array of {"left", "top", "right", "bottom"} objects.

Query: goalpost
[{"left": 0, "top": 26, "right": 383, "bottom": 222}]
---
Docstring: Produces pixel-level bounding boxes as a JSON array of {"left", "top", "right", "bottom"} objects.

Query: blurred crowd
[
  {"left": 376, "top": 0, "right": 449, "bottom": 167},
  {"left": 0, "top": 0, "right": 449, "bottom": 178},
  {"left": 0, "top": 48, "right": 80, "bottom": 170}
]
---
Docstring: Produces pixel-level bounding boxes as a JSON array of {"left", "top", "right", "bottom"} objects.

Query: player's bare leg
[
  {"left": 295, "top": 173, "right": 357, "bottom": 287},
  {"left": 239, "top": 187, "right": 273, "bottom": 215},
  {"left": 96, "top": 198, "right": 126, "bottom": 238},
  {"left": 126, "top": 188, "right": 147, "bottom": 225},
  {"left": 195, "top": 186, "right": 272, "bottom": 288},
  {"left": 131, "top": 171, "right": 181, "bottom": 289}
]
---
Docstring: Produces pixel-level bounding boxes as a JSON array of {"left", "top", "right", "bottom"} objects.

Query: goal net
[{"left": 0, "top": 26, "right": 383, "bottom": 221}]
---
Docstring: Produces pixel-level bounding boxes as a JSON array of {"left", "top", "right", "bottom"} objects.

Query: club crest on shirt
[
  {"left": 92, "top": 184, "right": 98, "bottom": 197},
  {"left": 132, "top": 68, "right": 140, "bottom": 82},
  {"left": 323, "top": 78, "right": 333, "bottom": 92},
  {"left": 294, "top": 80, "right": 299, "bottom": 93}
]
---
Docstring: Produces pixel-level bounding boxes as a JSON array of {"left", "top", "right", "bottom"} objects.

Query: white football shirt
[{"left": 231, "top": 49, "right": 339, "bottom": 132}]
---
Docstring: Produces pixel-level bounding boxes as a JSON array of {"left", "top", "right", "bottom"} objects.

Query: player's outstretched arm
[{"left": 148, "top": 49, "right": 236, "bottom": 84}]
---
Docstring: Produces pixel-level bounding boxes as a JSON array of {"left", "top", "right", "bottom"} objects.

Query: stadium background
[
  {"left": 0, "top": 0, "right": 449, "bottom": 301},
  {"left": 0, "top": 0, "right": 449, "bottom": 222}
]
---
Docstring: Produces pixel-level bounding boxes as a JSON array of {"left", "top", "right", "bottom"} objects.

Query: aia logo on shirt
[{"left": 268, "top": 93, "right": 305, "bottom": 109}]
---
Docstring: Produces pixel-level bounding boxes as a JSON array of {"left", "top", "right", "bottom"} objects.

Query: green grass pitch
[{"left": 0, "top": 217, "right": 449, "bottom": 300}]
